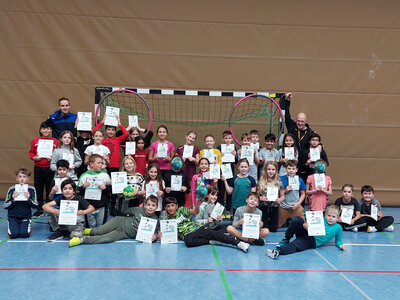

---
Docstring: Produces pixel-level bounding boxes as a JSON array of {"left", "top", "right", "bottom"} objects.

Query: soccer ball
[
  {"left": 314, "top": 161, "right": 326, "bottom": 174},
  {"left": 195, "top": 184, "right": 208, "bottom": 199},
  {"left": 122, "top": 185, "right": 136, "bottom": 199},
  {"left": 171, "top": 157, "right": 183, "bottom": 172}
]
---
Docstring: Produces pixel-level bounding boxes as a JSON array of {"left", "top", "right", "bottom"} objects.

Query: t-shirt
[
  {"left": 77, "top": 170, "right": 111, "bottom": 208},
  {"left": 279, "top": 175, "right": 306, "bottom": 209},
  {"left": 163, "top": 207, "right": 202, "bottom": 239},
  {"left": 84, "top": 144, "right": 110, "bottom": 170},
  {"left": 258, "top": 148, "right": 280, "bottom": 173},
  {"left": 334, "top": 197, "right": 360, "bottom": 219},
  {"left": 163, "top": 170, "right": 190, "bottom": 206},
  {"left": 54, "top": 195, "right": 91, "bottom": 223},
  {"left": 176, "top": 145, "right": 200, "bottom": 180},
  {"left": 258, "top": 180, "right": 284, "bottom": 207},
  {"left": 358, "top": 198, "right": 382, "bottom": 214},
  {"left": 132, "top": 149, "right": 149, "bottom": 176},
  {"left": 200, "top": 148, "right": 222, "bottom": 165},
  {"left": 314, "top": 219, "right": 343, "bottom": 248},
  {"left": 306, "top": 174, "right": 332, "bottom": 211},
  {"left": 149, "top": 141, "right": 175, "bottom": 170},
  {"left": 232, "top": 206, "right": 262, "bottom": 229},
  {"left": 278, "top": 147, "right": 299, "bottom": 176},
  {"left": 120, "top": 205, "right": 159, "bottom": 238},
  {"left": 229, "top": 175, "right": 257, "bottom": 209}
]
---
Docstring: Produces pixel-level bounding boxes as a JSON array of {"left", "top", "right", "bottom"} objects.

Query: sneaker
[
  {"left": 209, "top": 240, "right": 223, "bottom": 246},
  {"left": 351, "top": 227, "right": 358, "bottom": 233},
  {"left": 69, "top": 237, "right": 82, "bottom": 248},
  {"left": 277, "top": 238, "right": 289, "bottom": 248},
  {"left": 367, "top": 226, "right": 377, "bottom": 233},
  {"left": 223, "top": 213, "right": 231, "bottom": 219},
  {"left": 46, "top": 232, "right": 64, "bottom": 242},
  {"left": 237, "top": 241, "right": 250, "bottom": 253},
  {"left": 266, "top": 249, "right": 279, "bottom": 259},
  {"left": 83, "top": 228, "right": 92, "bottom": 236},
  {"left": 384, "top": 225, "right": 394, "bottom": 232},
  {"left": 252, "top": 238, "right": 266, "bottom": 246},
  {"left": 33, "top": 209, "right": 44, "bottom": 218}
]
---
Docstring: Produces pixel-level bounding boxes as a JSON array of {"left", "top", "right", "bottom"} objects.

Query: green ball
[{"left": 123, "top": 185, "right": 136, "bottom": 199}]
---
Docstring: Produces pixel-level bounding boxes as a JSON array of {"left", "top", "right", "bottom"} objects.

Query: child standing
[
  {"left": 200, "top": 134, "right": 222, "bottom": 165},
  {"left": 257, "top": 161, "right": 285, "bottom": 232},
  {"left": 176, "top": 131, "right": 200, "bottom": 182},
  {"left": 4, "top": 167, "right": 38, "bottom": 238},
  {"left": 75, "top": 130, "right": 94, "bottom": 178},
  {"left": 84, "top": 129, "right": 110, "bottom": 172},
  {"left": 305, "top": 133, "right": 329, "bottom": 179},
  {"left": 132, "top": 136, "right": 149, "bottom": 177},
  {"left": 164, "top": 156, "right": 190, "bottom": 207},
  {"left": 258, "top": 133, "right": 280, "bottom": 174},
  {"left": 144, "top": 163, "right": 165, "bottom": 215},
  {"left": 250, "top": 129, "right": 261, "bottom": 181},
  {"left": 121, "top": 156, "right": 146, "bottom": 208},
  {"left": 267, "top": 205, "right": 345, "bottom": 259},
  {"left": 190, "top": 158, "right": 217, "bottom": 207},
  {"left": 334, "top": 184, "right": 361, "bottom": 232},
  {"left": 237, "top": 133, "right": 259, "bottom": 184},
  {"left": 306, "top": 160, "right": 332, "bottom": 211},
  {"left": 278, "top": 133, "right": 299, "bottom": 176}
]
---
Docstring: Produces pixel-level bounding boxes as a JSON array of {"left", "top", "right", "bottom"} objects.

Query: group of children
[{"left": 4, "top": 100, "right": 396, "bottom": 258}]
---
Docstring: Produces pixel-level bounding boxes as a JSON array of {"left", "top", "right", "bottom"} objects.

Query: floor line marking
[
  {"left": 313, "top": 249, "right": 372, "bottom": 300},
  {"left": 210, "top": 244, "right": 221, "bottom": 266},
  {"left": 0, "top": 267, "right": 216, "bottom": 271},
  {"left": 0, "top": 216, "right": 8, "bottom": 223},
  {"left": 225, "top": 269, "right": 400, "bottom": 273},
  {"left": 379, "top": 231, "right": 400, "bottom": 243},
  {"left": 219, "top": 271, "right": 233, "bottom": 300}
]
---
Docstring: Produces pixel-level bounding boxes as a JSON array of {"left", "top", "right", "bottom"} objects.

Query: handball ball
[
  {"left": 123, "top": 185, "right": 136, "bottom": 199},
  {"left": 314, "top": 161, "right": 326, "bottom": 174},
  {"left": 195, "top": 184, "right": 208, "bottom": 199},
  {"left": 171, "top": 157, "right": 183, "bottom": 172}
]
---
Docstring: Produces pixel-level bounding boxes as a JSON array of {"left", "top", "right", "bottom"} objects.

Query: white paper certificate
[
  {"left": 37, "top": 139, "right": 54, "bottom": 158},
  {"left": 241, "top": 146, "right": 254, "bottom": 165},
  {"left": 125, "top": 142, "right": 136, "bottom": 155},
  {"left": 14, "top": 184, "right": 28, "bottom": 201},
  {"left": 104, "top": 106, "right": 120, "bottom": 127},
  {"left": 284, "top": 147, "right": 295, "bottom": 160},
  {"left": 202, "top": 149, "right": 215, "bottom": 163},
  {"left": 136, "top": 217, "right": 157, "bottom": 243},
  {"left": 288, "top": 176, "right": 300, "bottom": 190},
  {"left": 58, "top": 200, "right": 79, "bottom": 225},
  {"left": 267, "top": 186, "right": 279, "bottom": 201},
  {"left": 146, "top": 183, "right": 158, "bottom": 199},
  {"left": 221, "top": 144, "right": 235, "bottom": 163},
  {"left": 310, "top": 148, "right": 320, "bottom": 162},
  {"left": 209, "top": 164, "right": 221, "bottom": 179},
  {"left": 84, "top": 177, "right": 103, "bottom": 200},
  {"left": 54, "top": 178, "right": 67, "bottom": 194},
  {"left": 251, "top": 142, "right": 259, "bottom": 150},
  {"left": 210, "top": 202, "right": 225, "bottom": 220},
  {"left": 340, "top": 205, "right": 354, "bottom": 225},
  {"left": 306, "top": 211, "right": 326, "bottom": 236},
  {"left": 160, "top": 220, "right": 178, "bottom": 244},
  {"left": 128, "top": 115, "right": 138, "bottom": 128},
  {"left": 157, "top": 143, "right": 168, "bottom": 158},
  {"left": 221, "top": 164, "right": 233, "bottom": 179},
  {"left": 62, "top": 153, "right": 74, "bottom": 168},
  {"left": 77, "top": 112, "right": 92, "bottom": 131},
  {"left": 111, "top": 172, "right": 127, "bottom": 194},
  {"left": 171, "top": 175, "right": 183, "bottom": 191},
  {"left": 242, "top": 213, "right": 260, "bottom": 239},
  {"left": 314, "top": 173, "right": 326, "bottom": 188},
  {"left": 182, "top": 145, "right": 194, "bottom": 158},
  {"left": 371, "top": 204, "right": 378, "bottom": 221}
]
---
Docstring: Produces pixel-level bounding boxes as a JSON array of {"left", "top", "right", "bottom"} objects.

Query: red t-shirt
[{"left": 133, "top": 149, "right": 149, "bottom": 176}]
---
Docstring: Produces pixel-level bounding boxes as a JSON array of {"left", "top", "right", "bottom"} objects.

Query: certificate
[
  {"left": 288, "top": 176, "right": 300, "bottom": 190},
  {"left": 92, "top": 145, "right": 104, "bottom": 156},
  {"left": 157, "top": 143, "right": 168, "bottom": 158},
  {"left": 84, "top": 176, "right": 103, "bottom": 200},
  {"left": 210, "top": 202, "right": 225, "bottom": 220},
  {"left": 221, "top": 144, "right": 235, "bottom": 163},
  {"left": 160, "top": 220, "right": 178, "bottom": 244},
  {"left": 242, "top": 213, "right": 260, "bottom": 239},
  {"left": 111, "top": 172, "right": 127, "bottom": 194},
  {"left": 58, "top": 200, "right": 78, "bottom": 226},
  {"left": 241, "top": 146, "right": 254, "bottom": 165},
  {"left": 340, "top": 205, "right": 354, "bottom": 225},
  {"left": 221, "top": 164, "right": 233, "bottom": 179},
  {"left": 310, "top": 148, "right": 320, "bottom": 162},
  {"left": 209, "top": 164, "right": 221, "bottom": 179},
  {"left": 136, "top": 217, "right": 157, "bottom": 243},
  {"left": 54, "top": 177, "right": 67, "bottom": 194},
  {"left": 104, "top": 106, "right": 120, "bottom": 127},
  {"left": 146, "top": 183, "right": 158, "bottom": 198},
  {"left": 77, "top": 112, "right": 92, "bottom": 131},
  {"left": 251, "top": 142, "right": 259, "bottom": 150},
  {"left": 371, "top": 204, "right": 378, "bottom": 221},
  {"left": 314, "top": 174, "right": 326, "bottom": 188},
  {"left": 62, "top": 153, "right": 74, "bottom": 167},
  {"left": 264, "top": 151, "right": 275, "bottom": 162},
  {"left": 182, "top": 145, "right": 194, "bottom": 158},
  {"left": 128, "top": 115, "right": 138, "bottom": 128},
  {"left": 125, "top": 142, "right": 136, "bottom": 155},
  {"left": 202, "top": 171, "right": 210, "bottom": 180},
  {"left": 37, "top": 139, "right": 54, "bottom": 158},
  {"left": 284, "top": 147, "right": 295, "bottom": 160},
  {"left": 171, "top": 175, "right": 182, "bottom": 191},
  {"left": 14, "top": 184, "right": 28, "bottom": 201},
  {"left": 267, "top": 186, "right": 279, "bottom": 201},
  {"left": 306, "top": 211, "right": 326, "bottom": 236},
  {"left": 202, "top": 149, "right": 215, "bottom": 163}
]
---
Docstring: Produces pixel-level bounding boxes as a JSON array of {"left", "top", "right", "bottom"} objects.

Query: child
[
  {"left": 84, "top": 129, "right": 110, "bottom": 172},
  {"left": 250, "top": 129, "right": 262, "bottom": 181},
  {"left": 200, "top": 134, "right": 222, "bottom": 165},
  {"left": 258, "top": 133, "right": 280, "bottom": 174},
  {"left": 48, "top": 160, "right": 70, "bottom": 202},
  {"left": 43, "top": 179, "right": 94, "bottom": 240},
  {"left": 163, "top": 197, "right": 250, "bottom": 252},
  {"left": 144, "top": 163, "right": 165, "bottom": 215},
  {"left": 117, "top": 124, "right": 153, "bottom": 149},
  {"left": 75, "top": 130, "right": 94, "bottom": 178},
  {"left": 278, "top": 160, "right": 306, "bottom": 228},
  {"left": 77, "top": 154, "right": 111, "bottom": 228},
  {"left": 334, "top": 184, "right": 361, "bottom": 232},
  {"left": 4, "top": 167, "right": 38, "bottom": 238},
  {"left": 132, "top": 136, "right": 149, "bottom": 177},
  {"left": 29, "top": 120, "right": 59, "bottom": 218},
  {"left": 194, "top": 187, "right": 221, "bottom": 226},
  {"left": 222, "top": 158, "right": 257, "bottom": 217},
  {"left": 305, "top": 133, "right": 329, "bottom": 178},
  {"left": 257, "top": 161, "right": 285, "bottom": 232},
  {"left": 356, "top": 185, "right": 394, "bottom": 232},
  {"left": 267, "top": 205, "right": 345, "bottom": 259},
  {"left": 190, "top": 157, "right": 217, "bottom": 207},
  {"left": 226, "top": 192, "right": 269, "bottom": 245},
  {"left": 306, "top": 159, "right": 332, "bottom": 211},
  {"left": 69, "top": 195, "right": 160, "bottom": 247},
  {"left": 237, "top": 133, "right": 259, "bottom": 184},
  {"left": 164, "top": 156, "right": 190, "bottom": 207},
  {"left": 278, "top": 133, "right": 299, "bottom": 176},
  {"left": 50, "top": 130, "right": 82, "bottom": 181},
  {"left": 176, "top": 131, "right": 200, "bottom": 182},
  {"left": 121, "top": 156, "right": 146, "bottom": 208}
]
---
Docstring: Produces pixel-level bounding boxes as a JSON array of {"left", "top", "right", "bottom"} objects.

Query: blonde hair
[
  {"left": 325, "top": 205, "right": 340, "bottom": 216},
  {"left": 121, "top": 155, "right": 137, "bottom": 173},
  {"left": 258, "top": 161, "right": 279, "bottom": 192}
]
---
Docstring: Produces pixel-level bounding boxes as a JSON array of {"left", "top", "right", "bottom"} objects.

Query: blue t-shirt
[
  {"left": 279, "top": 175, "right": 306, "bottom": 209},
  {"left": 229, "top": 175, "right": 257, "bottom": 209}
]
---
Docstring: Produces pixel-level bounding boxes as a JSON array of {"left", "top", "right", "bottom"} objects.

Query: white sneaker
[
  {"left": 209, "top": 240, "right": 223, "bottom": 246},
  {"left": 266, "top": 249, "right": 279, "bottom": 259},
  {"left": 384, "top": 225, "right": 394, "bottom": 232},
  {"left": 237, "top": 241, "right": 250, "bottom": 253},
  {"left": 351, "top": 227, "right": 358, "bottom": 232},
  {"left": 367, "top": 226, "right": 377, "bottom": 233}
]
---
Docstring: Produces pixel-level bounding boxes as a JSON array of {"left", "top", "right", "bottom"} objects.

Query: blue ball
[
  {"left": 195, "top": 184, "right": 208, "bottom": 199},
  {"left": 314, "top": 161, "right": 326, "bottom": 174},
  {"left": 171, "top": 157, "right": 183, "bottom": 172}
]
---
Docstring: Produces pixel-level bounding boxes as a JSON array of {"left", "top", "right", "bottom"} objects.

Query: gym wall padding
[{"left": 0, "top": 0, "right": 399, "bottom": 205}]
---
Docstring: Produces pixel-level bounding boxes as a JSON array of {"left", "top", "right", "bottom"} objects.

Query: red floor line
[
  {"left": 226, "top": 269, "right": 400, "bottom": 273},
  {"left": 0, "top": 267, "right": 216, "bottom": 271}
]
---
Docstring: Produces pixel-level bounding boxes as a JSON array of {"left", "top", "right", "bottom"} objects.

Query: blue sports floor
[{"left": 0, "top": 205, "right": 399, "bottom": 300}]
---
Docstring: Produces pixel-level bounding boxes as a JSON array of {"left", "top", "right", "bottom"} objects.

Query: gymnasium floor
[{"left": 0, "top": 205, "right": 399, "bottom": 300}]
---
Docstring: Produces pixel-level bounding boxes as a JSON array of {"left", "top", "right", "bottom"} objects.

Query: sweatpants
[
  {"left": 8, "top": 217, "right": 31, "bottom": 238},
  {"left": 34, "top": 166, "right": 54, "bottom": 208},
  {"left": 184, "top": 226, "right": 239, "bottom": 247},
  {"left": 83, "top": 216, "right": 130, "bottom": 244},
  {"left": 259, "top": 204, "right": 279, "bottom": 232},
  {"left": 279, "top": 216, "right": 316, "bottom": 255},
  {"left": 354, "top": 216, "right": 394, "bottom": 231},
  {"left": 46, "top": 212, "right": 84, "bottom": 238},
  {"left": 217, "top": 178, "right": 232, "bottom": 211},
  {"left": 106, "top": 167, "right": 120, "bottom": 215}
]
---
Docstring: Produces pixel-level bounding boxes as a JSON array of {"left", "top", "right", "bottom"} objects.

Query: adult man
[{"left": 49, "top": 97, "right": 77, "bottom": 139}]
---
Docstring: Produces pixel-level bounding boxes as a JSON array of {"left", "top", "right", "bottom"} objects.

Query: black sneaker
[
  {"left": 252, "top": 238, "right": 266, "bottom": 246},
  {"left": 33, "top": 209, "right": 44, "bottom": 218},
  {"left": 46, "top": 232, "right": 64, "bottom": 242}
]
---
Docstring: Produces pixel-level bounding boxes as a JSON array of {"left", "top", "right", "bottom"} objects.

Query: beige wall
[{"left": 0, "top": 0, "right": 399, "bottom": 205}]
